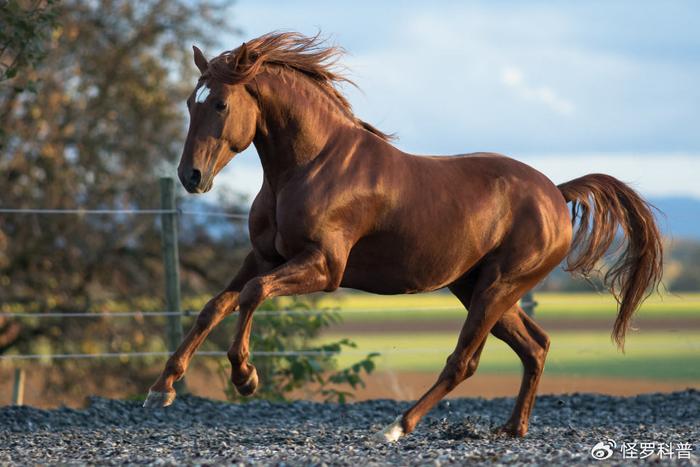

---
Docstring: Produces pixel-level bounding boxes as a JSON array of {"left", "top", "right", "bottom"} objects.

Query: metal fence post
[
  {"left": 159, "top": 177, "right": 186, "bottom": 393},
  {"left": 520, "top": 290, "right": 537, "bottom": 317},
  {"left": 12, "top": 368, "right": 25, "bottom": 405}
]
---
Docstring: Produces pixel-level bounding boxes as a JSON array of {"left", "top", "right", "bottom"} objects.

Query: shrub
[{"left": 218, "top": 297, "right": 379, "bottom": 403}]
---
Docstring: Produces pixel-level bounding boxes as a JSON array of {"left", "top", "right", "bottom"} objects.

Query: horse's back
[
  {"left": 339, "top": 150, "right": 571, "bottom": 294},
  {"left": 400, "top": 151, "right": 568, "bottom": 224}
]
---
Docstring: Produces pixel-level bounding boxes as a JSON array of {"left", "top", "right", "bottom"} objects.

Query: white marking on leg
[
  {"left": 374, "top": 415, "right": 404, "bottom": 443},
  {"left": 143, "top": 389, "right": 176, "bottom": 408},
  {"left": 195, "top": 84, "right": 210, "bottom": 103}
]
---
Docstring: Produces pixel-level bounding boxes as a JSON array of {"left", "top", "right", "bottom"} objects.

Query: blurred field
[
  {"left": 308, "top": 291, "right": 700, "bottom": 321},
  {"left": 321, "top": 331, "right": 700, "bottom": 381},
  {"left": 2, "top": 292, "right": 697, "bottom": 407},
  {"left": 312, "top": 291, "right": 700, "bottom": 386}
]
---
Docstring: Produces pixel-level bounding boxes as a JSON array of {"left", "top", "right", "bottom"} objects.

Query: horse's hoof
[
  {"left": 493, "top": 422, "right": 527, "bottom": 438},
  {"left": 234, "top": 365, "right": 259, "bottom": 397},
  {"left": 374, "top": 415, "right": 404, "bottom": 443},
  {"left": 142, "top": 389, "right": 176, "bottom": 408}
]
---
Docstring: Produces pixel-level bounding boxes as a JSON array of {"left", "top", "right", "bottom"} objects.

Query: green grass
[
  {"left": 321, "top": 331, "right": 700, "bottom": 381},
  {"left": 250, "top": 291, "right": 700, "bottom": 382},
  {"left": 299, "top": 291, "right": 700, "bottom": 322}
]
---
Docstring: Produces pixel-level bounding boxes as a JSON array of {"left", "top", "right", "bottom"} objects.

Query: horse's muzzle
[{"left": 179, "top": 168, "right": 212, "bottom": 193}]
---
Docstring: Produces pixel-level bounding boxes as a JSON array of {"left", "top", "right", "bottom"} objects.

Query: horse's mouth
[
  {"left": 188, "top": 179, "right": 213, "bottom": 194},
  {"left": 197, "top": 180, "right": 213, "bottom": 193}
]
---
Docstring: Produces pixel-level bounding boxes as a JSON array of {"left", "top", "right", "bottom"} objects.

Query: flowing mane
[{"left": 207, "top": 31, "right": 394, "bottom": 141}]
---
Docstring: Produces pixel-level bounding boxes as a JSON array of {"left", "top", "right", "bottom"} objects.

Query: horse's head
[{"left": 178, "top": 46, "right": 259, "bottom": 193}]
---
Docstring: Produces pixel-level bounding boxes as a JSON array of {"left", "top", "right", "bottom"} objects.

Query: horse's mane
[{"left": 207, "top": 31, "right": 394, "bottom": 142}]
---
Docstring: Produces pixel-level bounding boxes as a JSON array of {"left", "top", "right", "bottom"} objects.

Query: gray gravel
[{"left": 0, "top": 390, "right": 698, "bottom": 465}]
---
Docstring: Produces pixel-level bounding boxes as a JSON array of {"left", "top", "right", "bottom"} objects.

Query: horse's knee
[
  {"left": 196, "top": 291, "right": 239, "bottom": 329},
  {"left": 239, "top": 277, "right": 266, "bottom": 310}
]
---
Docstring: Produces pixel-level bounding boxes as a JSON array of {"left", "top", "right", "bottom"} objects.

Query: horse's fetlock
[{"left": 227, "top": 349, "right": 249, "bottom": 368}]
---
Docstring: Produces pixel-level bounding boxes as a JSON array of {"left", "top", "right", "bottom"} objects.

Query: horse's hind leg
[
  {"left": 491, "top": 305, "right": 550, "bottom": 437},
  {"left": 376, "top": 338, "right": 487, "bottom": 443},
  {"left": 376, "top": 265, "right": 535, "bottom": 442},
  {"left": 447, "top": 285, "right": 550, "bottom": 437}
]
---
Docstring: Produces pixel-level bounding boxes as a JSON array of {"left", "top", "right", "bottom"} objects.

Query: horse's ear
[
  {"left": 192, "top": 45, "right": 209, "bottom": 74},
  {"left": 237, "top": 42, "right": 250, "bottom": 66}
]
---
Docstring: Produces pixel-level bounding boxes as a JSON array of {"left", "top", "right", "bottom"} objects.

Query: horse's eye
[{"left": 214, "top": 100, "right": 227, "bottom": 112}]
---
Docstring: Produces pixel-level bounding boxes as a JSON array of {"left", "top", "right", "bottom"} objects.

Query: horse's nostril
[{"left": 189, "top": 169, "right": 202, "bottom": 188}]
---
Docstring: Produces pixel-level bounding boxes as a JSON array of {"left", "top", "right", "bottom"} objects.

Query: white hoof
[
  {"left": 142, "top": 389, "right": 176, "bottom": 408},
  {"left": 374, "top": 415, "right": 405, "bottom": 443}
]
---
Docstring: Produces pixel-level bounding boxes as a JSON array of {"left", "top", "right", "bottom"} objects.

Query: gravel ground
[{"left": 0, "top": 390, "right": 698, "bottom": 465}]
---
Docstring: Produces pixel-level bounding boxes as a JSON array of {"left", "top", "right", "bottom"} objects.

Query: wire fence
[
  {"left": 0, "top": 306, "right": 461, "bottom": 319},
  {"left": 0, "top": 304, "right": 467, "bottom": 361},
  {"left": 0, "top": 348, "right": 456, "bottom": 362},
  {"left": 0, "top": 195, "right": 469, "bottom": 365},
  {"left": 0, "top": 207, "right": 248, "bottom": 219},
  {"left": 0, "top": 181, "right": 258, "bottom": 367}
]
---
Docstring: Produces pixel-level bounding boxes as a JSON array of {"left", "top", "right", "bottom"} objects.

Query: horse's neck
[{"left": 250, "top": 72, "right": 362, "bottom": 191}]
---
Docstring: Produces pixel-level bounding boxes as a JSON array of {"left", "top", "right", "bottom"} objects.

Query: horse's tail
[{"left": 557, "top": 174, "right": 663, "bottom": 349}]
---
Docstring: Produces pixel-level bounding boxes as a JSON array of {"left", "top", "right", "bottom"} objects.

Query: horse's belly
[
  {"left": 340, "top": 232, "right": 482, "bottom": 294},
  {"left": 340, "top": 268, "right": 445, "bottom": 295}
]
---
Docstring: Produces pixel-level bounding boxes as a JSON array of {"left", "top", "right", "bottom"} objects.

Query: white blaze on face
[{"left": 195, "top": 84, "right": 210, "bottom": 104}]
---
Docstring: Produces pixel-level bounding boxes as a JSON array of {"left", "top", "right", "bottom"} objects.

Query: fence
[{"left": 0, "top": 177, "right": 538, "bottom": 404}]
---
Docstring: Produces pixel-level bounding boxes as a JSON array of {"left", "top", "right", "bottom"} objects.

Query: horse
[{"left": 143, "top": 32, "right": 663, "bottom": 441}]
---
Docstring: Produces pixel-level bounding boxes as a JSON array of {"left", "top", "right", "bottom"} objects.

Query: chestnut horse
[{"left": 144, "top": 32, "right": 662, "bottom": 441}]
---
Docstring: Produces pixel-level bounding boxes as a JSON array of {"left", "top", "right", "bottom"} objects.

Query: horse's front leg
[
  {"left": 144, "top": 252, "right": 270, "bottom": 407},
  {"left": 227, "top": 248, "right": 341, "bottom": 396}
]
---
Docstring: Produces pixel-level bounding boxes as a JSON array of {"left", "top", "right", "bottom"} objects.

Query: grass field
[
  {"left": 299, "top": 291, "right": 700, "bottom": 383},
  {"left": 245, "top": 291, "right": 700, "bottom": 382},
  {"left": 321, "top": 330, "right": 700, "bottom": 381},
  {"left": 302, "top": 291, "right": 700, "bottom": 322}
]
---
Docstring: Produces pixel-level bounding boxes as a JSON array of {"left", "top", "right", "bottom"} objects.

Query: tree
[
  {"left": 0, "top": 1, "right": 378, "bottom": 405},
  {"left": 0, "top": 0, "right": 244, "bottom": 398},
  {"left": 667, "top": 239, "right": 700, "bottom": 291},
  {"left": 0, "top": 0, "right": 58, "bottom": 87}
]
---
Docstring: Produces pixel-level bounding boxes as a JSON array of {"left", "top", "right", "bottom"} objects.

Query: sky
[{"left": 193, "top": 1, "right": 700, "bottom": 202}]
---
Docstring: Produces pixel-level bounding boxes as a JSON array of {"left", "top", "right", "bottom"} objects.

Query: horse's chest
[
  {"left": 250, "top": 212, "right": 313, "bottom": 261},
  {"left": 273, "top": 231, "right": 294, "bottom": 259},
  {"left": 249, "top": 186, "right": 318, "bottom": 261}
]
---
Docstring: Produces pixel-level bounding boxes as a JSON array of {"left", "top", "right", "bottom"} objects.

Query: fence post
[
  {"left": 12, "top": 368, "right": 25, "bottom": 405},
  {"left": 520, "top": 290, "right": 537, "bottom": 317},
  {"left": 159, "top": 177, "right": 186, "bottom": 393}
]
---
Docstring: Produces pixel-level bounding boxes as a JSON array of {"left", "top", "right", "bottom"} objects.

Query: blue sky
[{"left": 190, "top": 1, "right": 700, "bottom": 202}]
